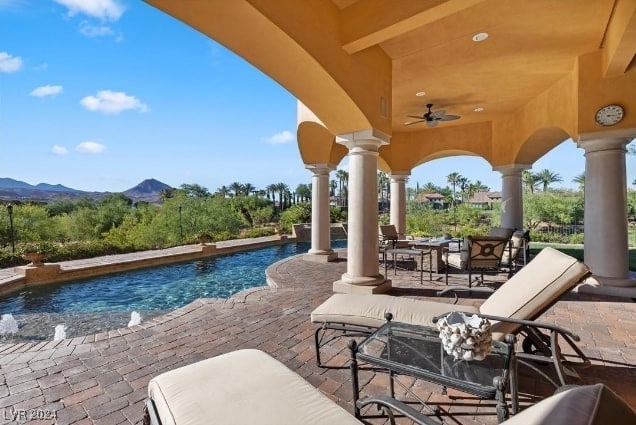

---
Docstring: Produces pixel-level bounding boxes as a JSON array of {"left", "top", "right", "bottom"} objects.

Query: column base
[
  {"left": 333, "top": 277, "right": 392, "bottom": 294},
  {"left": 304, "top": 250, "right": 338, "bottom": 263},
  {"left": 577, "top": 274, "right": 636, "bottom": 299}
]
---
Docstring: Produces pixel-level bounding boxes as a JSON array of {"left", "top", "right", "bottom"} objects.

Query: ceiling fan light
[{"left": 472, "top": 32, "right": 489, "bottom": 42}]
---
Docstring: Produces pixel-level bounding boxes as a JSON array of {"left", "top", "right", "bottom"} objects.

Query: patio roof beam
[
  {"left": 340, "top": 0, "right": 486, "bottom": 54},
  {"left": 602, "top": 0, "right": 636, "bottom": 77}
]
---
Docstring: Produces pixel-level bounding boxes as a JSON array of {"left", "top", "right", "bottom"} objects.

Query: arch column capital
[
  {"left": 336, "top": 128, "right": 390, "bottom": 151},
  {"left": 493, "top": 164, "right": 531, "bottom": 176},
  {"left": 305, "top": 163, "right": 336, "bottom": 175},
  {"left": 576, "top": 137, "right": 630, "bottom": 154},
  {"left": 389, "top": 172, "right": 410, "bottom": 181}
]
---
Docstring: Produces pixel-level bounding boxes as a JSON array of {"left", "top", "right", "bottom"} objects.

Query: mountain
[
  {"left": 122, "top": 179, "right": 172, "bottom": 204},
  {"left": 0, "top": 178, "right": 172, "bottom": 204}
]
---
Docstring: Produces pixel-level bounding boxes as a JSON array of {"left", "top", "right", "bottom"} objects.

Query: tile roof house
[
  {"left": 468, "top": 191, "right": 502, "bottom": 208},
  {"left": 414, "top": 192, "right": 446, "bottom": 209}
]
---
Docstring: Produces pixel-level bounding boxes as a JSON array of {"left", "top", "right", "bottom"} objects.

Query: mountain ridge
[{"left": 0, "top": 178, "right": 172, "bottom": 204}]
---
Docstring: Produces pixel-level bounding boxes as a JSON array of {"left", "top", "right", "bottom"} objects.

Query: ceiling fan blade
[
  {"left": 407, "top": 115, "right": 424, "bottom": 119},
  {"left": 439, "top": 114, "right": 460, "bottom": 121},
  {"left": 430, "top": 110, "right": 446, "bottom": 119},
  {"left": 426, "top": 120, "right": 438, "bottom": 128},
  {"left": 404, "top": 120, "right": 426, "bottom": 126}
]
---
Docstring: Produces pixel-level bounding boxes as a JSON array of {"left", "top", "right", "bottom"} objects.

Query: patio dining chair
[
  {"left": 379, "top": 224, "right": 413, "bottom": 249},
  {"left": 443, "top": 235, "right": 509, "bottom": 286},
  {"left": 500, "top": 230, "right": 531, "bottom": 276},
  {"left": 311, "top": 247, "right": 591, "bottom": 387}
]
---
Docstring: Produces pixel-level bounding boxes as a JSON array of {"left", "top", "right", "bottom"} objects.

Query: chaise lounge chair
[
  {"left": 143, "top": 348, "right": 430, "bottom": 425},
  {"left": 312, "top": 247, "right": 591, "bottom": 387},
  {"left": 143, "top": 349, "right": 635, "bottom": 425}
]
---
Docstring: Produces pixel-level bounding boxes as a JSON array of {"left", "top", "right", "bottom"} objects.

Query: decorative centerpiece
[{"left": 436, "top": 312, "right": 492, "bottom": 361}]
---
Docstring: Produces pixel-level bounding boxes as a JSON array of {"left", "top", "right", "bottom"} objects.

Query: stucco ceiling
[
  {"left": 335, "top": 0, "right": 632, "bottom": 132},
  {"left": 145, "top": 0, "right": 636, "bottom": 166}
]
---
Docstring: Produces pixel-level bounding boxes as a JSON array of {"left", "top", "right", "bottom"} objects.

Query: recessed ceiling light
[
  {"left": 474, "top": 107, "right": 485, "bottom": 112},
  {"left": 472, "top": 32, "right": 489, "bottom": 42},
  {"left": 415, "top": 91, "right": 426, "bottom": 97}
]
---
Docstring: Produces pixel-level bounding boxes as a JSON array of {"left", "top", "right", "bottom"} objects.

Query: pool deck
[{"left": 0, "top": 240, "right": 634, "bottom": 424}]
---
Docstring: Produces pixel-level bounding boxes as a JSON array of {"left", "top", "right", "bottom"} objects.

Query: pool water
[{"left": 0, "top": 241, "right": 346, "bottom": 341}]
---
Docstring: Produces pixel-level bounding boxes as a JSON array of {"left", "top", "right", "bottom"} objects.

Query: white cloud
[
  {"left": 0, "top": 52, "right": 23, "bottom": 73},
  {"left": 79, "top": 21, "right": 114, "bottom": 37},
  {"left": 51, "top": 145, "right": 69, "bottom": 155},
  {"left": 76, "top": 141, "right": 106, "bottom": 154},
  {"left": 265, "top": 130, "right": 295, "bottom": 145},
  {"left": 80, "top": 90, "right": 149, "bottom": 114},
  {"left": 54, "top": 0, "right": 124, "bottom": 21},
  {"left": 30, "top": 85, "right": 63, "bottom": 98}
]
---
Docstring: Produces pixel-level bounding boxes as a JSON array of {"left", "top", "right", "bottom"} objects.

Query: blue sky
[{"left": 1, "top": 0, "right": 634, "bottom": 194}]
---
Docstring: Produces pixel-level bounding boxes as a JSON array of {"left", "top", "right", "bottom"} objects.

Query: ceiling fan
[{"left": 405, "top": 103, "right": 460, "bottom": 127}]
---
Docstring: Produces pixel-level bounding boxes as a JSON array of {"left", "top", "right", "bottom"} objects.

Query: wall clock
[{"left": 595, "top": 104, "right": 624, "bottom": 126}]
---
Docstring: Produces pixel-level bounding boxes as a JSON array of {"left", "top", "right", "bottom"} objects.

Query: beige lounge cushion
[
  {"left": 148, "top": 349, "right": 361, "bottom": 425},
  {"left": 311, "top": 293, "right": 478, "bottom": 328},
  {"left": 502, "top": 383, "right": 636, "bottom": 424},
  {"left": 480, "top": 247, "right": 589, "bottom": 338}
]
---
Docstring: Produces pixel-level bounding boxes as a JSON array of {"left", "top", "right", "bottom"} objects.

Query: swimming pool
[{"left": 0, "top": 240, "right": 346, "bottom": 341}]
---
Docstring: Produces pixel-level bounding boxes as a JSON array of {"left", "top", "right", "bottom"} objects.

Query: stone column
[
  {"left": 390, "top": 172, "right": 410, "bottom": 238},
  {"left": 305, "top": 164, "right": 338, "bottom": 262},
  {"left": 577, "top": 137, "right": 634, "bottom": 297},
  {"left": 494, "top": 164, "right": 528, "bottom": 231},
  {"left": 333, "top": 129, "right": 392, "bottom": 294}
]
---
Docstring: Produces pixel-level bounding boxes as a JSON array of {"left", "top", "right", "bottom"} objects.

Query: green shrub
[
  {"left": 279, "top": 203, "right": 312, "bottom": 233},
  {"left": 240, "top": 227, "right": 276, "bottom": 238}
]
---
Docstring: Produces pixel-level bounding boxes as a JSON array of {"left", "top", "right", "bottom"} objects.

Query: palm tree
[
  {"left": 377, "top": 171, "right": 390, "bottom": 210},
  {"left": 467, "top": 180, "right": 489, "bottom": 201},
  {"left": 522, "top": 170, "right": 540, "bottom": 194},
  {"left": 422, "top": 182, "right": 438, "bottom": 193},
  {"left": 229, "top": 182, "right": 244, "bottom": 197},
  {"left": 446, "top": 172, "right": 461, "bottom": 208},
  {"left": 243, "top": 183, "right": 256, "bottom": 196},
  {"left": 295, "top": 184, "right": 311, "bottom": 203},
  {"left": 572, "top": 172, "right": 585, "bottom": 191},
  {"left": 536, "top": 169, "right": 562, "bottom": 192},
  {"left": 275, "top": 182, "right": 289, "bottom": 212},
  {"left": 265, "top": 184, "right": 277, "bottom": 203},
  {"left": 215, "top": 185, "right": 231, "bottom": 198},
  {"left": 457, "top": 176, "right": 470, "bottom": 203},
  {"left": 329, "top": 179, "right": 337, "bottom": 197},
  {"left": 335, "top": 169, "right": 348, "bottom": 207}
]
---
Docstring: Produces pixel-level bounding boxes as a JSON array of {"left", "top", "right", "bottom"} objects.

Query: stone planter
[{"left": 22, "top": 252, "right": 45, "bottom": 267}]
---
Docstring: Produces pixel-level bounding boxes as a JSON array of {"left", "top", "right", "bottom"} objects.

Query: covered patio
[{"left": 146, "top": 0, "right": 636, "bottom": 299}]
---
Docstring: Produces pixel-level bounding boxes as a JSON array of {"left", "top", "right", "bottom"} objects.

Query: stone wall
[{"left": 292, "top": 223, "right": 347, "bottom": 242}]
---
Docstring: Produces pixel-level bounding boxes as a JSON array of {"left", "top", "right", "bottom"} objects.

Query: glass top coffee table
[{"left": 349, "top": 319, "right": 517, "bottom": 423}]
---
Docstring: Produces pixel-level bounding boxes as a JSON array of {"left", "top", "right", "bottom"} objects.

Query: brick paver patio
[{"left": 0, "top": 247, "right": 634, "bottom": 424}]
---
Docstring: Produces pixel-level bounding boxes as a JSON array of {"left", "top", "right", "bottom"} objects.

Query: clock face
[{"left": 595, "top": 104, "right": 624, "bottom": 126}]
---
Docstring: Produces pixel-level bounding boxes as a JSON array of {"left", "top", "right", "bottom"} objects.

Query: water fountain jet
[
  {"left": 128, "top": 311, "right": 142, "bottom": 327},
  {"left": 0, "top": 314, "right": 19, "bottom": 336},
  {"left": 54, "top": 324, "right": 66, "bottom": 341}
]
